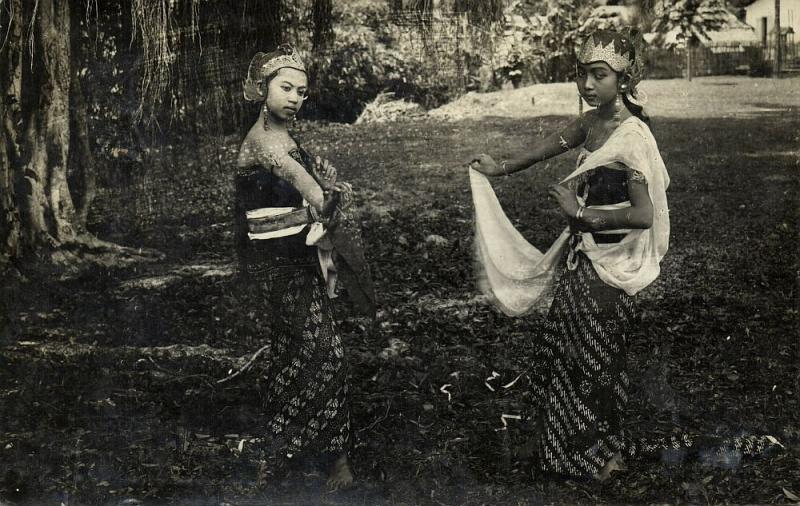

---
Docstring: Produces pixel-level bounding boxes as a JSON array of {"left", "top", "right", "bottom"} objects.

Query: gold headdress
[
  {"left": 577, "top": 32, "right": 632, "bottom": 73},
  {"left": 577, "top": 28, "right": 647, "bottom": 107},
  {"left": 243, "top": 44, "right": 307, "bottom": 102}
]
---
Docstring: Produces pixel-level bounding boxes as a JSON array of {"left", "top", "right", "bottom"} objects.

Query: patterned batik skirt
[
  {"left": 527, "top": 250, "right": 782, "bottom": 477},
  {"left": 529, "top": 249, "right": 635, "bottom": 478},
  {"left": 242, "top": 259, "right": 350, "bottom": 470}
]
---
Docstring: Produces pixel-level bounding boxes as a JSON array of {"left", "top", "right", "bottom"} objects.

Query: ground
[{"left": 1, "top": 77, "right": 798, "bottom": 505}]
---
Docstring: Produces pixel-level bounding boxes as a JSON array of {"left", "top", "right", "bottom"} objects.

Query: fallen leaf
[{"left": 783, "top": 488, "right": 800, "bottom": 502}]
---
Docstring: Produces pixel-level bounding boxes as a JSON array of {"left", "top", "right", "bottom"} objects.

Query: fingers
[
  {"left": 315, "top": 158, "right": 336, "bottom": 181},
  {"left": 467, "top": 154, "right": 486, "bottom": 166}
]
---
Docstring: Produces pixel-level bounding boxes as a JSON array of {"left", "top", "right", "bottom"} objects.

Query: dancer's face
[
  {"left": 265, "top": 68, "right": 308, "bottom": 121},
  {"left": 576, "top": 61, "right": 619, "bottom": 108}
]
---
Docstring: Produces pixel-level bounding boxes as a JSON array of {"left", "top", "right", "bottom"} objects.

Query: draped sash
[{"left": 472, "top": 116, "right": 670, "bottom": 316}]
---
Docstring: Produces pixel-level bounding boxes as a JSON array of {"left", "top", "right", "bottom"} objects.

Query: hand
[
  {"left": 548, "top": 184, "right": 580, "bottom": 218},
  {"left": 321, "top": 182, "right": 354, "bottom": 220},
  {"left": 312, "top": 155, "right": 337, "bottom": 190},
  {"left": 332, "top": 182, "right": 354, "bottom": 211},
  {"left": 468, "top": 153, "right": 498, "bottom": 176},
  {"left": 321, "top": 189, "right": 340, "bottom": 219}
]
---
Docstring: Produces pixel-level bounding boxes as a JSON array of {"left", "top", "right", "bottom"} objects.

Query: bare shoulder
[
  {"left": 236, "top": 124, "right": 261, "bottom": 168},
  {"left": 238, "top": 127, "right": 298, "bottom": 169}
]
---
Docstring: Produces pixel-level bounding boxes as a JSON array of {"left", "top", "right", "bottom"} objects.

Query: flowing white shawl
[{"left": 472, "top": 116, "right": 670, "bottom": 316}]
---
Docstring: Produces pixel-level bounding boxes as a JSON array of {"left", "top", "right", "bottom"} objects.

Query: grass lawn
[{"left": 1, "top": 78, "right": 798, "bottom": 504}]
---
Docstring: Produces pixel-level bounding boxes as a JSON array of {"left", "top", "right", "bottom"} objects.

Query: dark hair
[
  {"left": 622, "top": 92, "right": 650, "bottom": 125},
  {"left": 261, "top": 70, "right": 280, "bottom": 98}
]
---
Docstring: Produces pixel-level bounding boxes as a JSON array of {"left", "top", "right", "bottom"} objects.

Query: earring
[
  {"left": 262, "top": 102, "right": 271, "bottom": 131},
  {"left": 613, "top": 93, "right": 621, "bottom": 126},
  {"left": 578, "top": 93, "right": 584, "bottom": 116}
]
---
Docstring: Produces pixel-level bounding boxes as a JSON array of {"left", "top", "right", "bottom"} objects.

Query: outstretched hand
[{"left": 468, "top": 153, "right": 499, "bottom": 176}]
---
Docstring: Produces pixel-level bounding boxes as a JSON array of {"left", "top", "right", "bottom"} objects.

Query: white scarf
[{"left": 472, "top": 116, "right": 670, "bottom": 316}]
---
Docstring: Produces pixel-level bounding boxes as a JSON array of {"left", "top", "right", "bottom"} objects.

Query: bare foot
[
  {"left": 326, "top": 453, "right": 354, "bottom": 490},
  {"left": 594, "top": 452, "right": 626, "bottom": 482}
]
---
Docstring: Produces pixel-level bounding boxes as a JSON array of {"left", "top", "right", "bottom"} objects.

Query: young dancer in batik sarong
[
  {"left": 469, "top": 29, "right": 781, "bottom": 481},
  {"left": 231, "top": 44, "right": 374, "bottom": 488}
]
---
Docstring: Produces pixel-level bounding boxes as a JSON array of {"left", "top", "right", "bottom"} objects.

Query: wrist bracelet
[
  {"left": 308, "top": 205, "right": 320, "bottom": 223},
  {"left": 576, "top": 206, "right": 585, "bottom": 220}
]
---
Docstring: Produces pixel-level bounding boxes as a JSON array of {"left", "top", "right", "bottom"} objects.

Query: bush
[
  {"left": 304, "top": 29, "right": 384, "bottom": 123},
  {"left": 303, "top": 17, "right": 468, "bottom": 122}
]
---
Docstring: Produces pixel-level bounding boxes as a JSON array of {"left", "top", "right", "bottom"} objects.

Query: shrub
[{"left": 303, "top": 10, "right": 471, "bottom": 122}]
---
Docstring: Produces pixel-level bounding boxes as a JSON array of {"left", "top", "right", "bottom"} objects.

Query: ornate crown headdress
[
  {"left": 260, "top": 43, "right": 306, "bottom": 77},
  {"left": 577, "top": 28, "right": 647, "bottom": 106},
  {"left": 577, "top": 30, "right": 632, "bottom": 73},
  {"left": 243, "top": 44, "right": 307, "bottom": 102}
]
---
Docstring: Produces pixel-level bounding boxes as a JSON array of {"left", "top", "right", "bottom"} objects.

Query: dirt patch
[{"left": 429, "top": 76, "right": 800, "bottom": 120}]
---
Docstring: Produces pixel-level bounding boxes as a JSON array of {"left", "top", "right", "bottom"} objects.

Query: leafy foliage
[
  {"left": 490, "top": 0, "right": 593, "bottom": 85},
  {"left": 305, "top": 4, "right": 476, "bottom": 122},
  {"left": 651, "top": 0, "right": 730, "bottom": 47}
]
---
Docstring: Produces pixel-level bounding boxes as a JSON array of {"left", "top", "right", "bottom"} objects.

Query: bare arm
[
  {"left": 549, "top": 169, "right": 654, "bottom": 231},
  {"left": 503, "top": 116, "right": 588, "bottom": 175},
  {"left": 239, "top": 136, "right": 326, "bottom": 212},
  {"left": 583, "top": 173, "right": 653, "bottom": 231},
  {"left": 270, "top": 152, "right": 326, "bottom": 211},
  {"left": 473, "top": 115, "right": 588, "bottom": 176}
]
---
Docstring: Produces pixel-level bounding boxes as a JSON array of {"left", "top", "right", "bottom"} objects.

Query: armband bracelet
[
  {"left": 576, "top": 206, "right": 585, "bottom": 220},
  {"left": 307, "top": 205, "right": 321, "bottom": 223}
]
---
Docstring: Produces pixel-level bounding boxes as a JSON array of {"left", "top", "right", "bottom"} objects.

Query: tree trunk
[
  {"left": 0, "top": 0, "right": 151, "bottom": 272},
  {"left": 68, "top": 4, "right": 97, "bottom": 229},
  {"left": 18, "top": 0, "right": 78, "bottom": 253},
  {"left": 0, "top": 0, "right": 24, "bottom": 267},
  {"left": 686, "top": 44, "right": 693, "bottom": 81},
  {"left": 774, "top": 0, "right": 782, "bottom": 77},
  {"left": 311, "top": 0, "right": 334, "bottom": 51},
  {"left": 68, "top": 74, "right": 96, "bottom": 229}
]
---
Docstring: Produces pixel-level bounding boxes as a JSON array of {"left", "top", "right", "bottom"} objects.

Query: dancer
[
  {"left": 470, "top": 29, "right": 780, "bottom": 480},
  {"left": 232, "top": 44, "right": 373, "bottom": 488}
]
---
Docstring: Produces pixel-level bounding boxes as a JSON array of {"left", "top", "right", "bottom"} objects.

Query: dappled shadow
[{"left": 2, "top": 112, "right": 798, "bottom": 504}]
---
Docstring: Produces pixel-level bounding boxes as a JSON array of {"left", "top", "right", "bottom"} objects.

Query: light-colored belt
[{"left": 245, "top": 205, "right": 338, "bottom": 299}]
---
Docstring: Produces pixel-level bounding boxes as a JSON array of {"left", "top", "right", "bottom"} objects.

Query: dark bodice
[
  {"left": 575, "top": 150, "right": 636, "bottom": 244},
  {"left": 234, "top": 147, "right": 317, "bottom": 269},
  {"left": 579, "top": 167, "right": 630, "bottom": 206}
]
